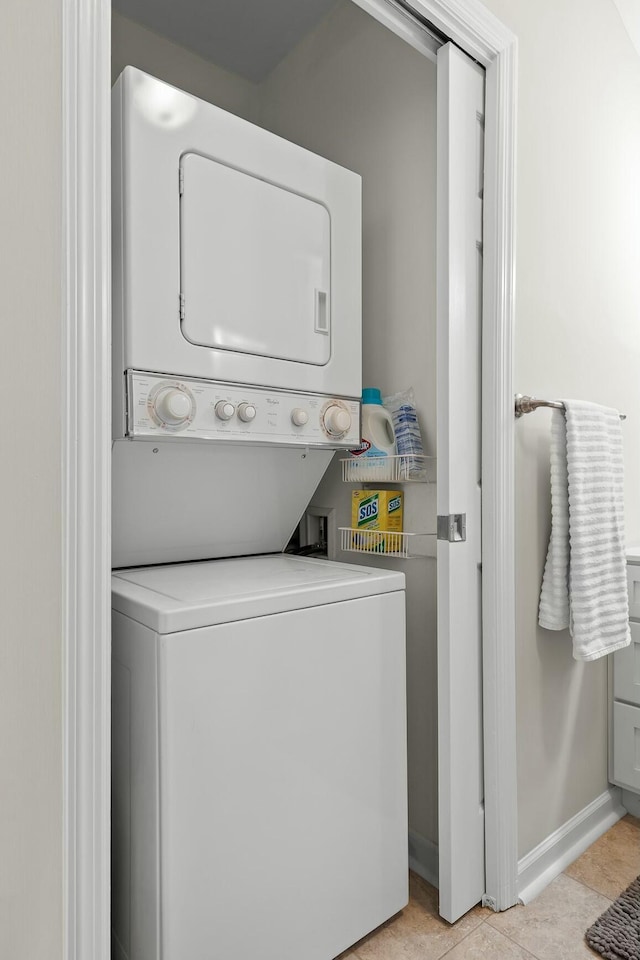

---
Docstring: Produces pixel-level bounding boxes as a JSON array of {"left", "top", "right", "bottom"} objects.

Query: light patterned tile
[
  {"left": 351, "top": 873, "right": 485, "bottom": 960},
  {"left": 438, "top": 924, "right": 538, "bottom": 959},
  {"left": 564, "top": 814, "right": 640, "bottom": 900},
  {"left": 486, "top": 873, "right": 610, "bottom": 960},
  {"left": 351, "top": 917, "right": 411, "bottom": 959}
]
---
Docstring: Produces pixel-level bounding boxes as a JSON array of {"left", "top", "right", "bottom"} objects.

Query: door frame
[
  {"left": 62, "top": 0, "right": 517, "bottom": 953},
  {"left": 398, "top": 1, "right": 518, "bottom": 915},
  {"left": 357, "top": 0, "right": 518, "bottom": 914}
]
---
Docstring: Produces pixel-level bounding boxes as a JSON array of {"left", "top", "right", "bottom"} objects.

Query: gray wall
[
  {"left": 481, "top": 0, "right": 640, "bottom": 857},
  {"left": 112, "top": 10, "right": 258, "bottom": 119},
  {"left": 0, "top": 0, "right": 63, "bottom": 956}
]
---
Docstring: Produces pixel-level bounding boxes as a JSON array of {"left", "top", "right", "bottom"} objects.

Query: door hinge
[
  {"left": 179, "top": 294, "right": 185, "bottom": 321},
  {"left": 179, "top": 167, "right": 184, "bottom": 195},
  {"left": 437, "top": 514, "right": 466, "bottom": 542}
]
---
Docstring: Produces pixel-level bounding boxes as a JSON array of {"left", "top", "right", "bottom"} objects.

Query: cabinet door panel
[
  {"left": 614, "top": 620, "right": 640, "bottom": 706},
  {"left": 627, "top": 565, "right": 640, "bottom": 619},
  {"left": 613, "top": 700, "right": 640, "bottom": 792}
]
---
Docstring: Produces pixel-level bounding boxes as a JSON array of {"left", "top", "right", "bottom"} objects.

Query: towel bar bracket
[{"left": 514, "top": 394, "right": 626, "bottom": 421}]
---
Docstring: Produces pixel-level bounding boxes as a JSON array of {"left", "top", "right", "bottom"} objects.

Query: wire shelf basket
[
  {"left": 340, "top": 454, "right": 435, "bottom": 484},
  {"left": 339, "top": 527, "right": 434, "bottom": 559}
]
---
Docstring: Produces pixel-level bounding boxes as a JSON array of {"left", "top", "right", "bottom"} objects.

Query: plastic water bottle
[
  {"left": 384, "top": 388, "right": 426, "bottom": 480},
  {"left": 394, "top": 405, "right": 424, "bottom": 457}
]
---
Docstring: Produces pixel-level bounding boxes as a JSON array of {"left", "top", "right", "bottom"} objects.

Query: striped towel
[{"left": 538, "top": 400, "right": 630, "bottom": 661}]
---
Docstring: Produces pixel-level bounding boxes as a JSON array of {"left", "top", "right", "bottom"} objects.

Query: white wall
[
  {"left": 613, "top": 0, "right": 640, "bottom": 57},
  {"left": 259, "top": 1, "right": 439, "bottom": 847},
  {"left": 481, "top": 0, "right": 640, "bottom": 857},
  {"left": 0, "top": 0, "right": 63, "bottom": 956},
  {"left": 112, "top": 10, "right": 258, "bottom": 119}
]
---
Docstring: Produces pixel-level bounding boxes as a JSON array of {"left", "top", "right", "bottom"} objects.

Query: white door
[{"left": 437, "top": 42, "right": 485, "bottom": 923}]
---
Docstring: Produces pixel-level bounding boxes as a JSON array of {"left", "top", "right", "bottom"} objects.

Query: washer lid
[{"left": 111, "top": 554, "right": 405, "bottom": 633}]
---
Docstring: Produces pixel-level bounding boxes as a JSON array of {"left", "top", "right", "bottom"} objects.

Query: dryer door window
[{"left": 180, "top": 152, "right": 331, "bottom": 366}]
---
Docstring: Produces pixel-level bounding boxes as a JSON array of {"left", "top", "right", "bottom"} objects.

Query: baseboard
[
  {"left": 408, "top": 829, "right": 439, "bottom": 889},
  {"left": 621, "top": 788, "right": 640, "bottom": 818},
  {"left": 517, "top": 787, "right": 625, "bottom": 904}
]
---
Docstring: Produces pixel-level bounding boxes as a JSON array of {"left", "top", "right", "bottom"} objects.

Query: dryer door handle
[{"left": 314, "top": 289, "right": 330, "bottom": 336}]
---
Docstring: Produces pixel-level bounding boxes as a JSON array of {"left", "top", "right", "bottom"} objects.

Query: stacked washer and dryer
[{"left": 110, "top": 67, "right": 408, "bottom": 960}]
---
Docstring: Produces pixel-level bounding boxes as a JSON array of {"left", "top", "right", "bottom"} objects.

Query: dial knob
[
  {"left": 324, "top": 404, "right": 352, "bottom": 437},
  {"left": 215, "top": 400, "right": 235, "bottom": 421},
  {"left": 291, "top": 408, "right": 309, "bottom": 427},
  {"left": 154, "top": 387, "right": 192, "bottom": 425},
  {"left": 237, "top": 402, "right": 257, "bottom": 423}
]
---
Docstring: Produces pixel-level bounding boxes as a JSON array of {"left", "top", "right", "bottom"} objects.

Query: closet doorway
[{"left": 62, "top": 0, "right": 518, "bottom": 950}]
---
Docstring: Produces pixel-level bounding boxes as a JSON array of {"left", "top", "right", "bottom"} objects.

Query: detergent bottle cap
[{"left": 362, "top": 387, "right": 383, "bottom": 405}]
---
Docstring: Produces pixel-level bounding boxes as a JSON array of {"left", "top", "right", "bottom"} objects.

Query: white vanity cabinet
[{"left": 609, "top": 549, "right": 640, "bottom": 805}]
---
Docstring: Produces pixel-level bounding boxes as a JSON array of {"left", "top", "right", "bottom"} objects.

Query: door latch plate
[{"left": 437, "top": 514, "right": 466, "bottom": 542}]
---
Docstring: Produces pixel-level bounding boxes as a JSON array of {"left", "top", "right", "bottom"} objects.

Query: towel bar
[{"left": 515, "top": 394, "right": 626, "bottom": 421}]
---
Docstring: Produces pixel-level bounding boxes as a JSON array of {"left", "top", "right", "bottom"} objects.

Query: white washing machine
[{"left": 111, "top": 555, "right": 408, "bottom": 960}]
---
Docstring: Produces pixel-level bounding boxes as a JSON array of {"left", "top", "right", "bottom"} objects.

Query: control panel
[{"left": 126, "top": 371, "right": 361, "bottom": 448}]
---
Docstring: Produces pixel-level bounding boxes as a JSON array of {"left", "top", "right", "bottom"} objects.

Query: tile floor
[{"left": 338, "top": 814, "right": 640, "bottom": 959}]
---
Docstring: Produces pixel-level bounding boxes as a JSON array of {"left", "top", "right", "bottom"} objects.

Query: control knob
[
  {"left": 323, "top": 404, "right": 352, "bottom": 438},
  {"left": 153, "top": 387, "right": 193, "bottom": 426},
  {"left": 291, "top": 408, "right": 309, "bottom": 427},
  {"left": 215, "top": 400, "right": 235, "bottom": 421},
  {"left": 237, "top": 402, "right": 257, "bottom": 423}
]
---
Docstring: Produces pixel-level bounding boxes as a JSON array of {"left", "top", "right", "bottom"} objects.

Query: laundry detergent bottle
[{"left": 360, "top": 388, "right": 397, "bottom": 459}]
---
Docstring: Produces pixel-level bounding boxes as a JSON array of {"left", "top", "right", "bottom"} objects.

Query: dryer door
[{"left": 180, "top": 152, "right": 331, "bottom": 366}]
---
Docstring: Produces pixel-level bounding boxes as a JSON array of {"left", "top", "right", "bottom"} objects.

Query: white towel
[{"left": 538, "top": 400, "right": 630, "bottom": 661}]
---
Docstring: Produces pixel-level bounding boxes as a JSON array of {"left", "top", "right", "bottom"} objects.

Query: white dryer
[
  {"left": 111, "top": 555, "right": 408, "bottom": 960},
  {"left": 111, "top": 68, "right": 363, "bottom": 567},
  {"left": 112, "top": 67, "right": 362, "bottom": 439}
]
